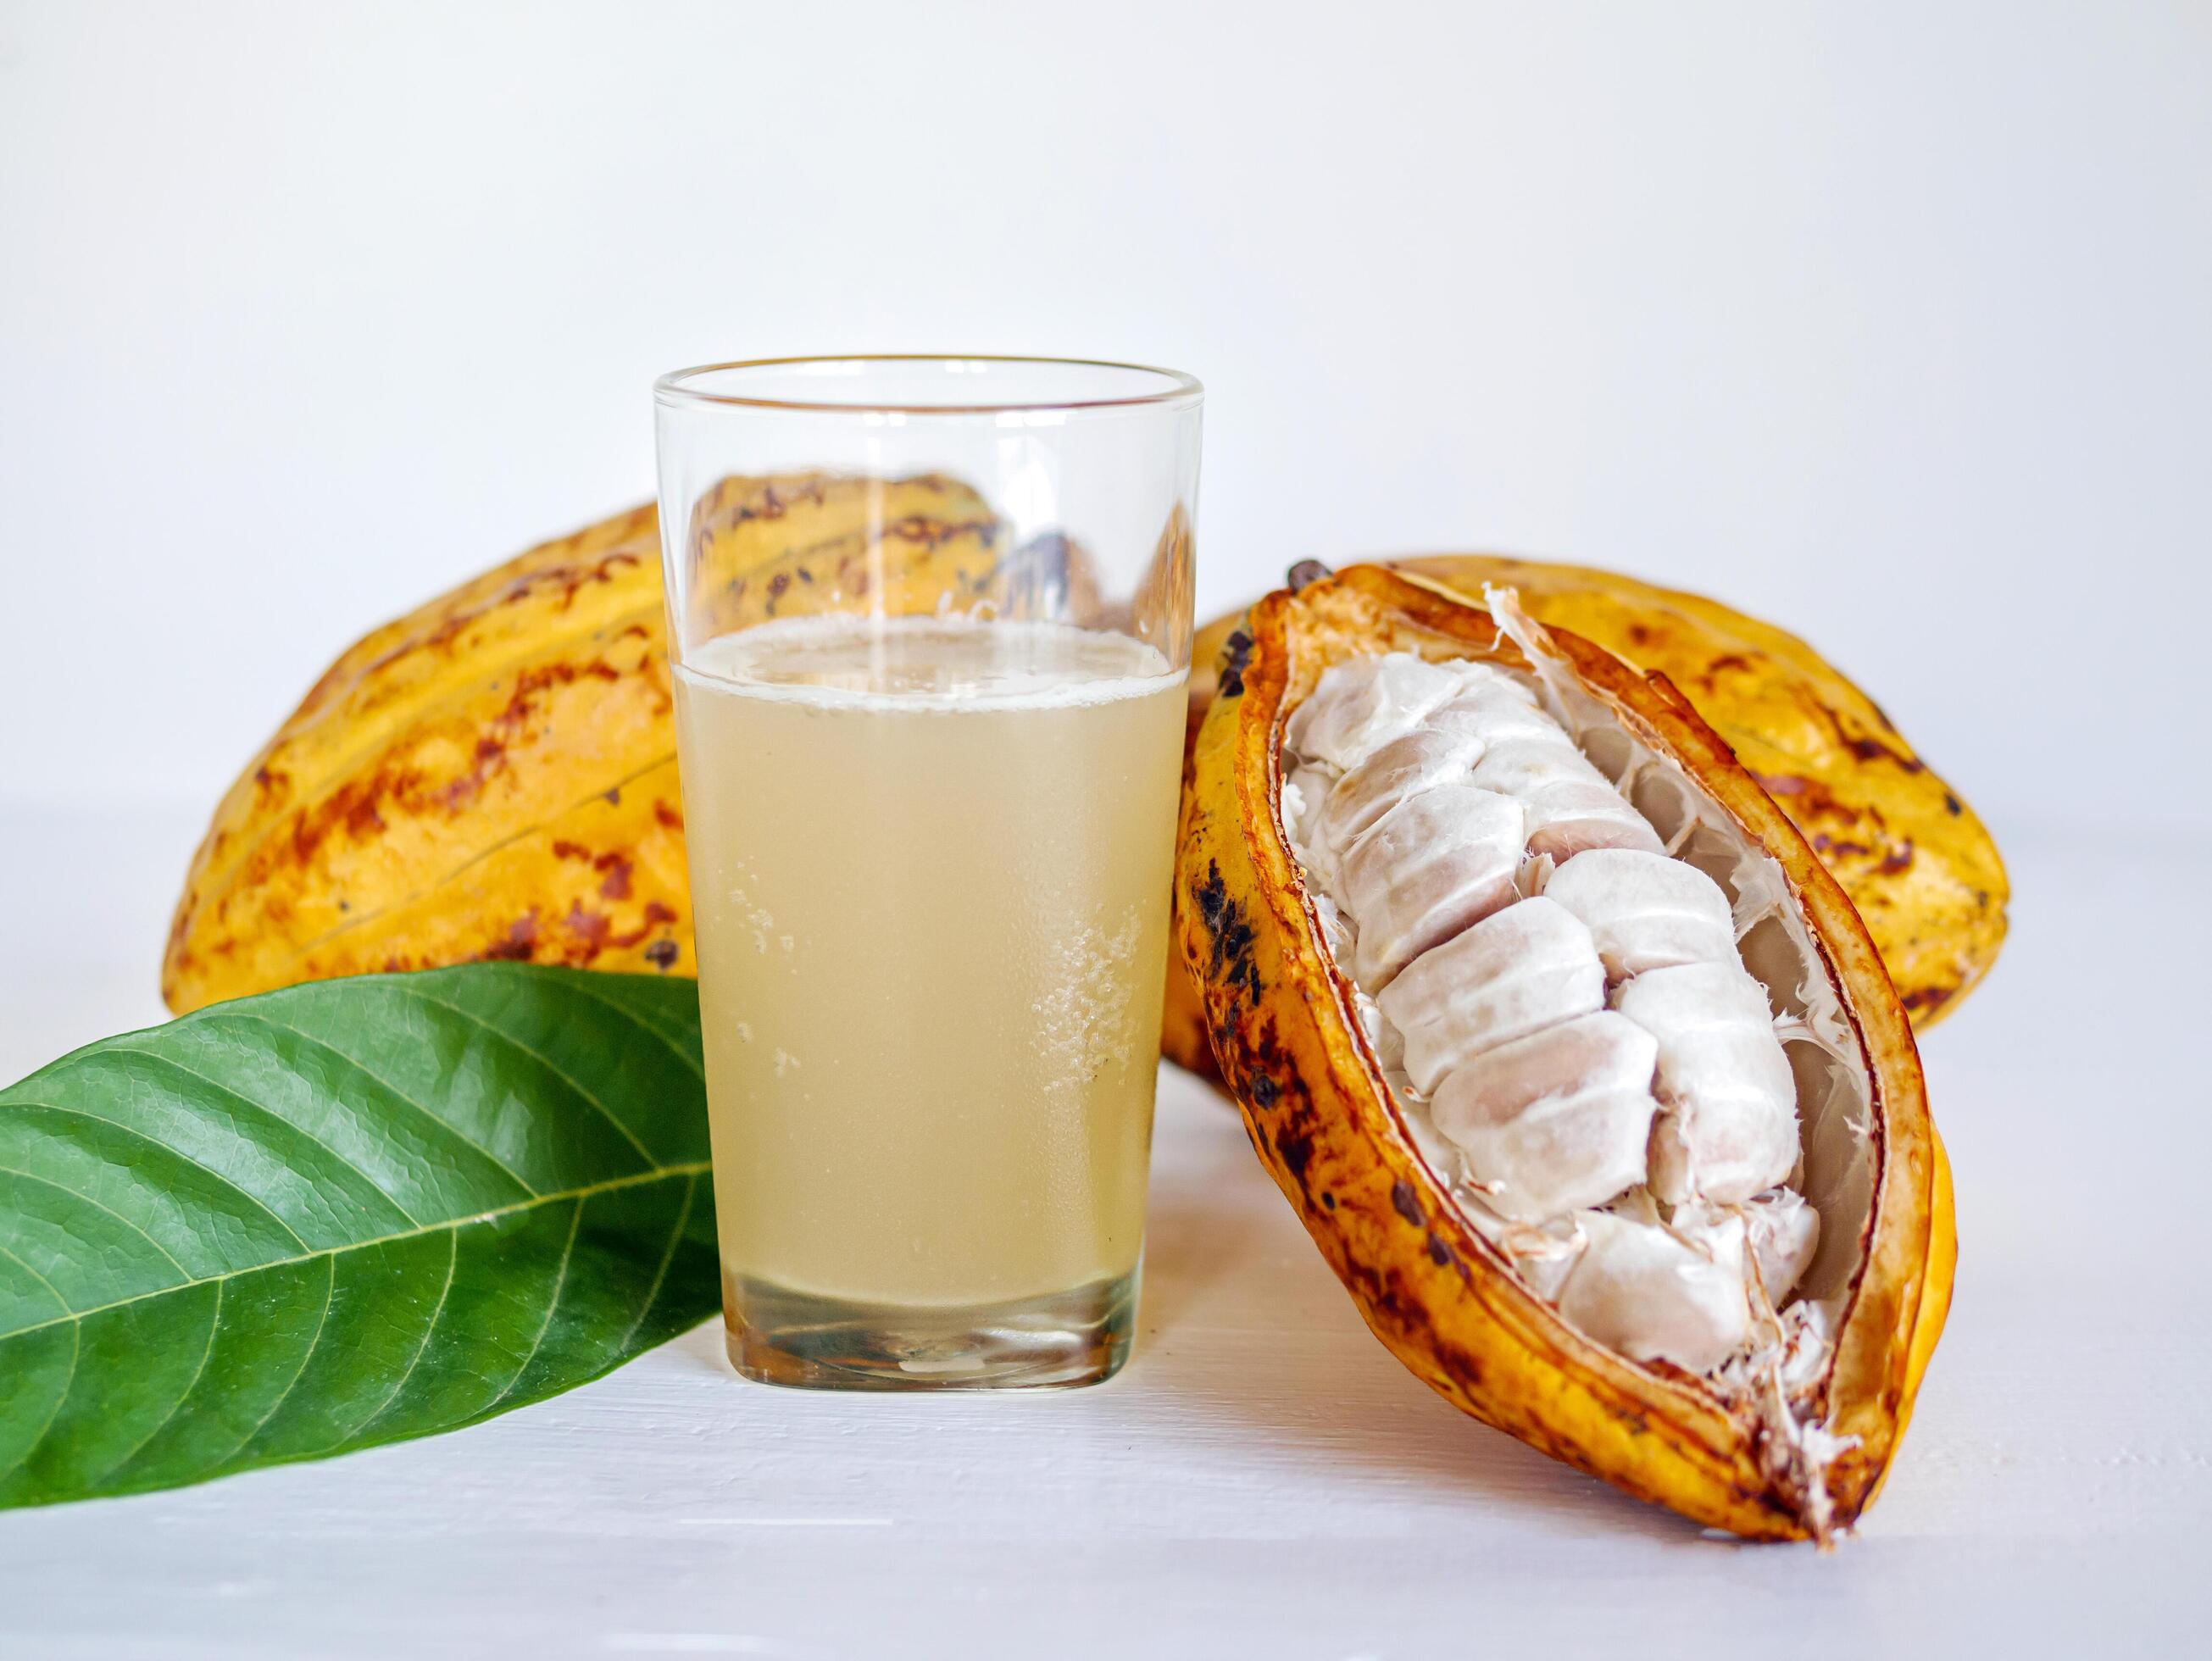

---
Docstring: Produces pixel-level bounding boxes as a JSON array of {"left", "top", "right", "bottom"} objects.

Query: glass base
[{"left": 723, "top": 1267, "right": 1138, "bottom": 1392}]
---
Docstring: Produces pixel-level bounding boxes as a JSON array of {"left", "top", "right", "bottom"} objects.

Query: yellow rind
[
  {"left": 1162, "top": 556, "right": 2007, "bottom": 1080},
  {"left": 164, "top": 476, "right": 1014, "bottom": 1012},
  {"left": 1175, "top": 565, "right": 1947, "bottom": 1540}
]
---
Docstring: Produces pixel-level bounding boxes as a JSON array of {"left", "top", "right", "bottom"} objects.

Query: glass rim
[{"left": 653, "top": 353, "right": 1203, "bottom": 416}]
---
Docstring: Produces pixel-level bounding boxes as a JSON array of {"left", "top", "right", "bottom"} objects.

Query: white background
[
  {"left": 3, "top": 4, "right": 2209, "bottom": 1656},
  {"left": 4, "top": 0, "right": 2208, "bottom": 837}
]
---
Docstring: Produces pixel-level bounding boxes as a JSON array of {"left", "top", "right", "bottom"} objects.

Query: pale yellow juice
[{"left": 674, "top": 616, "right": 1187, "bottom": 1321}]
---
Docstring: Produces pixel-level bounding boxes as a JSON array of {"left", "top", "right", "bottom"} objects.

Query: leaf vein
[
  {"left": 83, "top": 1279, "right": 224, "bottom": 1489},
  {"left": 478, "top": 1199, "right": 584, "bottom": 1415},
  {"left": 551, "top": 979, "right": 707, "bottom": 1085},
  {"left": 0, "top": 1164, "right": 192, "bottom": 1280},
  {"left": 0, "top": 1240, "right": 69, "bottom": 1318},
  {"left": 335, "top": 1229, "right": 459, "bottom": 1450},
  {"left": 0, "top": 1242, "right": 79, "bottom": 1489},
  {"left": 0, "top": 1162, "right": 709, "bottom": 1347},
  {"left": 95, "top": 1045, "right": 424, "bottom": 1228},
  {"left": 390, "top": 985, "right": 658, "bottom": 1167},
  {"left": 615, "top": 1169, "right": 698, "bottom": 1355},
  {"left": 0, "top": 1310, "right": 79, "bottom": 1489},
  {"left": 214, "top": 1011, "right": 538, "bottom": 1198},
  {"left": 0, "top": 1099, "right": 309, "bottom": 1250},
  {"left": 216, "top": 1256, "right": 334, "bottom": 1473}
]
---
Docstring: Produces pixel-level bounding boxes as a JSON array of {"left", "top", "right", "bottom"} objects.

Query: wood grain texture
[{"left": 0, "top": 804, "right": 2205, "bottom": 1657}]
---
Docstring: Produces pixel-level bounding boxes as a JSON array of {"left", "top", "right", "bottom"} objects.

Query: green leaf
[{"left": 0, "top": 964, "right": 719, "bottom": 1509}]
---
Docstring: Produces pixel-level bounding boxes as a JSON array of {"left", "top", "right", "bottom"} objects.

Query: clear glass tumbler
[{"left": 653, "top": 356, "right": 1202, "bottom": 1390}]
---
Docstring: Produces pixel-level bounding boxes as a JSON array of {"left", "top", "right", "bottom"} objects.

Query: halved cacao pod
[
  {"left": 1176, "top": 564, "right": 1952, "bottom": 1541},
  {"left": 164, "top": 475, "right": 1072, "bottom": 1012},
  {"left": 1160, "top": 554, "right": 2008, "bottom": 1080}
]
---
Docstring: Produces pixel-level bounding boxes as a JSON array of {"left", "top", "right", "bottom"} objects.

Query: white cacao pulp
[{"left": 1280, "top": 616, "right": 1873, "bottom": 1395}]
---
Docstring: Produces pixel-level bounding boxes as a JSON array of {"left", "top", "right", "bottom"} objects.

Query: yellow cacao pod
[
  {"left": 1160, "top": 553, "right": 2007, "bottom": 1080},
  {"left": 1175, "top": 564, "right": 1952, "bottom": 1540},
  {"left": 163, "top": 475, "right": 1047, "bottom": 1011}
]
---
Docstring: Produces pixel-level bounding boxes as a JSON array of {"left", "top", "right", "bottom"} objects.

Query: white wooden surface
[{"left": 1, "top": 803, "right": 2205, "bottom": 1658}]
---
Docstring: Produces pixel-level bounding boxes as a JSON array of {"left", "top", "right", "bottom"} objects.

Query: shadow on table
[
  {"left": 659, "top": 1075, "right": 1699, "bottom": 1544},
  {"left": 1132, "top": 1083, "right": 1694, "bottom": 1544}
]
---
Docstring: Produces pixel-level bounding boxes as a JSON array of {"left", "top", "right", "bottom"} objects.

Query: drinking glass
[{"left": 653, "top": 356, "right": 1202, "bottom": 1390}]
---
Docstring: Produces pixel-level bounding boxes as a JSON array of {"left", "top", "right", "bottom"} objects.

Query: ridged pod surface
[
  {"left": 1175, "top": 564, "right": 1953, "bottom": 1540},
  {"left": 1162, "top": 554, "right": 2007, "bottom": 1080},
  {"left": 163, "top": 475, "right": 1048, "bottom": 1012}
]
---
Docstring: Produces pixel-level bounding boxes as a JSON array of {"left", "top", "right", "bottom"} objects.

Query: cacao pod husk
[
  {"left": 169, "top": 513, "right": 2006, "bottom": 1127},
  {"left": 1159, "top": 553, "right": 2007, "bottom": 1081},
  {"left": 163, "top": 476, "right": 1031, "bottom": 1011},
  {"left": 1175, "top": 563, "right": 1952, "bottom": 1540}
]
